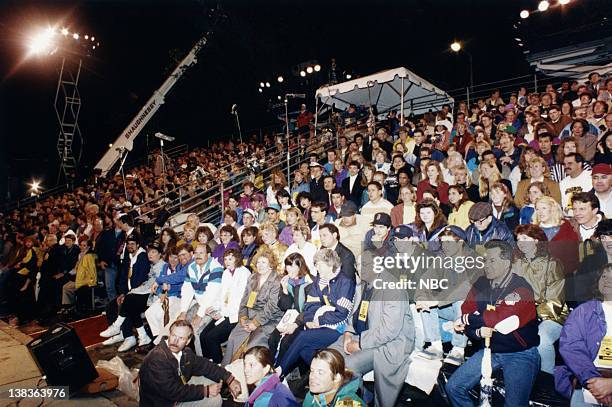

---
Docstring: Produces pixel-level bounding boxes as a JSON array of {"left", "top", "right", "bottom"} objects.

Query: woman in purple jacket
[
  {"left": 243, "top": 346, "right": 298, "bottom": 407},
  {"left": 556, "top": 263, "right": 612, "bottom": 406},
  {"left": 211, "top": 225, "right": 240, "bottom": 262}
]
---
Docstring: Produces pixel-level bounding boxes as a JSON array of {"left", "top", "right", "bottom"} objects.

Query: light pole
[{"left": 450, "top": 41, "right": 473, "bottom": 93}]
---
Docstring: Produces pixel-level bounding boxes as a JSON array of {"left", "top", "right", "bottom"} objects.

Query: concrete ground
[{"left": 0, "top": 321, "right": 141, "bottom": 407}]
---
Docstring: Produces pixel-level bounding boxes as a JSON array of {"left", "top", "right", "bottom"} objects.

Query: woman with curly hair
[
  {"left": 411, "top": 198, "right": 448, "bottom": 242},
  {"left": 221, "top": 247, "right": 283, "bottom": 366}
]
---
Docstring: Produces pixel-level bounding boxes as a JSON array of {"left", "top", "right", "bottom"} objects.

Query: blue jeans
[
  {"left": 571, "top": 389, "right": 601, "bottom": 406},
  {"left": 421, "top": 301, "right": 467, "bottom": 348},
  {"left": 538, "top": 319, "right": 562, "bottom": 374},
  {"left": 104, "top": 264, "right": 118, "bottom": 300},
  {"left": 446, "top": 346, "right": 540, "bottom": 407}
]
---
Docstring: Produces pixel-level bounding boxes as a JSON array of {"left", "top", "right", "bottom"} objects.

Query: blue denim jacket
[{"left": 555, "top": 300, "right": 606, "bottom": 399}]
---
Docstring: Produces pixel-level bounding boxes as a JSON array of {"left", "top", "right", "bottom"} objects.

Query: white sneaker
[
  {"left": 138, "top": 334, "right": 152, "bottom": 347},
  {"left": 444, "top": 347, "right": 465, "bottom": 366},
  {"left": 102, "top": 333, "right": 124, "bottom": 346},
  {"left": 118, "top": 336, "right": 137, "bottom": 352},
  {"left": 99, "top": 323, "right": 121, "bottom": 338}
]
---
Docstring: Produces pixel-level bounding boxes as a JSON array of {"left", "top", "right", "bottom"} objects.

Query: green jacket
[{"left": 302, "top": 377, "right": 364, "bottom": 407}]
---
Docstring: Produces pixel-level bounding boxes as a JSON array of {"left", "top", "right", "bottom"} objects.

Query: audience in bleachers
[{"left": 1, "top": 73, "right": 612, "bottom": 406}]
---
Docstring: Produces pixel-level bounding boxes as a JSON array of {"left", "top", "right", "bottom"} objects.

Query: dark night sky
[{"left": 0, "top": 0, "right": 608, "bottom": 198}]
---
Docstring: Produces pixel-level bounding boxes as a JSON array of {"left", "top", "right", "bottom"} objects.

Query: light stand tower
[{"left": 54, "top": 56, "right": 83, "bottom": 183}]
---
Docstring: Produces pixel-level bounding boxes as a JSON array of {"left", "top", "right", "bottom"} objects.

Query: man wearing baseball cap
[
  {"left": 334, "top": 201, "right": 370, "bottom": 258},
  {"left": 591, "top": 163, "right": 612, "bottom": 218},
  {"left": 100, "top": 234, "right": 152, "bottom": 352}
]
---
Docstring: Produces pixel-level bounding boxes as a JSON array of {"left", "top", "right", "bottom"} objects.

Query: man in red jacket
[{"left": 446, "top": 240, "right": 540, "bottom": 407}]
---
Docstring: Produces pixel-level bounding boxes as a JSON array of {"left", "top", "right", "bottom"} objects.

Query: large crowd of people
[{"left": 0, "top": 73, "right": 612, "bottom": 406}]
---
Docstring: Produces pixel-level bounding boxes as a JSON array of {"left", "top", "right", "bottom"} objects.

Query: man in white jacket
[{"left": 176, "top": 244, "right": 224, "bottom": 354}]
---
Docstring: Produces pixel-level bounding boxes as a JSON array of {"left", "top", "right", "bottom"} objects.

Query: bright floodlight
[
  {"left": 520, "top": 9, "right": 530, "bottom": 18},
  {"left": 300, "top": 70, "right": 306, "bottom": 77},
  {"left": 258, "top": 88, "right": 263, "bottom": 93},
  {"left": 61, "top": 27, "right": 69, "bottom": 36},
  {"left": 265, "top": 82, "right": 271, "bottom": 88},
  {"left": 29, "top": 180, "right": 41, "bottom": 193},
  {"left": 84, "top": 34, "right": 89, "bottom": 40},
  {"left": 277, "top": 76, "right": 284, "bottom": 83},
  {"left": 346, "top": 74, "right": 352, "bottom": 79},
  {"left": 306, "top": 66, "right": 314, "bottom": 74},
  {"left": 559, "top": 0, "right": 570, "bottom": 4},
  {"left": 72, "top": 33, "right": 79, "bottom": 39},
  {"left": 450, "top": 41, "right": 461, "bottom": 52},
  {"left": 538, "top": 1, "right": 549, "bottom": 11},
  {"left": 314, "top": 64, "right": 321, "bottom": 72},
  {"left": 259, "top": 82, "right": 265, "bottom": 88},
  {"left": 277, "top": 96, "right": 282, "bottom": 100},
  {"left": 28, "top": 28, "right": 55, "bottom": 56}
]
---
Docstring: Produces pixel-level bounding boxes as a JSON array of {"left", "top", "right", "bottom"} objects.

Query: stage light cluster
[{"left": 27, "top": 25, "right": 100, "bottom": 57}]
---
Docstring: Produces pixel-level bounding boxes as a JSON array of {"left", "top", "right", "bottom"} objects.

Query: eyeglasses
[{"left": 472, "top": 216, "right": 490, "bottom": 224}]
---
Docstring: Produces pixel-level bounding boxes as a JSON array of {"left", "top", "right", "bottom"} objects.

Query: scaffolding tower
[{"left": 54, "top": 57, "right": 83, "bottom": 183}]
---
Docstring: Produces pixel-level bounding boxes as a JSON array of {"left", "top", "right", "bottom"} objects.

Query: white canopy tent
[{"left": 315, "top": 67, "right": 454, "bottom": 121}]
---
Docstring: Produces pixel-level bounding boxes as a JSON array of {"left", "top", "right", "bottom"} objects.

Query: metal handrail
[{"left": 165, "top": 134, "right": 338, "bottom": 231}]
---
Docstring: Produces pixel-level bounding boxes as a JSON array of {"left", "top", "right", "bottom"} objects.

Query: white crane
[{"left": 95, "top": 33, "right": 210, "bottom": 174}]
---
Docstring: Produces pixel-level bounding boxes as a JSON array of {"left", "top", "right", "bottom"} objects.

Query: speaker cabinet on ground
[{"left": 27, "top": 323, "right": 98, "bottom": 390}]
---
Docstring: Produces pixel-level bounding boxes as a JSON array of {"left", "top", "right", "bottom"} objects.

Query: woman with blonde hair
[
  {"left": 447, "top": 185, "right": 474, "bottom": 230},
  {"left": 265, "top": 170, "right": 290, "bottom": 206},
  {"left": 475, "top": 161, "right": 511, "bottom": 203},
  {"left": 519, "top": 181, "right": 550, "bottom": 225},
  {"left": 533, "top": 196, "right": 580, "bottom": 275},
  {"left": 290, "top": 170, "right": 310, "bottom": 203},
  {"left": 221, "top": 247, "right": 283, "bottom": 366},
  {"left": 391, "top": 185, "right": 417, "bottom": 227},
  {"left": 514, "top": 156, "right": 562, "bottom": 207},
  {"left": 278, "top": 207, "right": 307, "bottom": 246}
]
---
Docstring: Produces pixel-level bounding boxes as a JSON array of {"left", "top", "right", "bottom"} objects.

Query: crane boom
[{"left": 95, "top": 34, "right": 210, "bottom": 174}]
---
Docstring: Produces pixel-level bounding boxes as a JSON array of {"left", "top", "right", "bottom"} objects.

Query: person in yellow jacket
[{"left": 61, "top": 236, "right": 97, "bottom": 315}]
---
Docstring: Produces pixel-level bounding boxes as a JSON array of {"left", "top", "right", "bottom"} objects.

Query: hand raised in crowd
[
  {"left": 163, "top": 283, "right": 170, "bottom": 292},
  {"left": 176, "top": 312, "right": 187, "bottom": 321},
  {"left": 151, "top": 282, "right": 159, "bottom": 293},
  {"left": 117, "top": 294, "right": 125, "bottom": 306},
  {"left": 99, "top": 260, "right": 108, "bottom": 270}
]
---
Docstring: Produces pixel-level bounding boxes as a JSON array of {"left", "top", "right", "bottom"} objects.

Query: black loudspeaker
[{"left": 27, "top": 323, "right": 98, "bottom": 390}]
